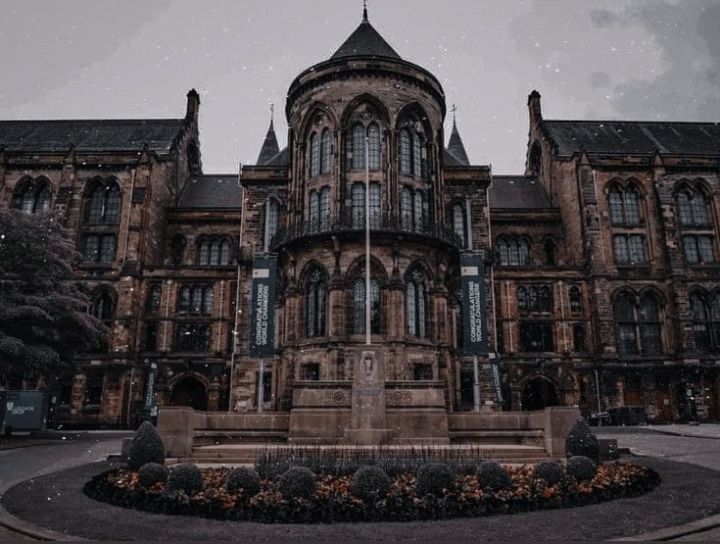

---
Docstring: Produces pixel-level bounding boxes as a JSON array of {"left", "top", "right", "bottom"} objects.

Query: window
[
  {"left": 91, "top": 292, "right": 115, "bottom": 326},
  {"left": 321, "top": 129, "right": 332, "bottom": 175},
  {"left": 84, "top": 373, "right": 104, "bottom": 406},
  {"left": 517, "top": 285, "right": 553, "bottom": 312},
  {"left": 255, "top": 371, "right": 273, "bottom": 403},
  {"left": 170, "top": 235, "right": 186, "bottom": 267},
  {"left": 306, "top": 269, "right": 327, "bottom": 337},
  {"left": 400, "top": 187, "right": 425, "bottom": 233},
  {"left": 452, "top": 203, "right": 468, "bottom": 248},
  {"left": 399, "top": 129, "right": 411, "bottom": 175},
  {"left": 174, "top": 323, "right": 211, "bottom": 352},
  {"left": 608, "top": 185, "right": 641, "bottom": 226},
  {"left": 676, "top": 188, "right": 711, "bottom": 227},
  {"left": 496, "top": 237, "right": 531, "bottom": 266},
  {"left": 676, "top": 185, "right": 715, "bottom": 265},
  {"left": 82, "top": 234, "right": 116, "bottom": 263},
  {"left": 518, "top": 321, "right": 554, "bottom": 352},
  {"left": 264, "top": 198, "right": 279, "bottom": 249},
  {"left": 349, "top": 122, "right": 381, "bottom": 171},
  {"left": 351, "top": 182, "right": 381, "bottom": 229},
  {"left": 197, "top": 238, "right": 232, "bottom": 266},
  {"left": 573, "top": 324, "right": 586, "bottom": 352},
  {"left": 146, "top": 284, "right": 162, "bottom": 314},
  {"left": 406, "top": 269, "right": 427, "bottom": 338},
  {"left": 309, "top": 191, "right": 320, "bottom": 232},
  {"left": 569, "top": 286, "right": 582, "bottom": 314},
  {"left": 178, "top": 285, "right": 214, "bottom": 315},
  {"left": 142, "top": 322, "right": 158, "bottom": 352},
  {"left": 544, "top": 239, "right": 556, "bottom": 265},
  {"left": 85, "top": 181, "right": 121, "bottom": 224},
  {"left": 353, "top": 277, "right": 380, "bottom": 335},
  {"left": 614, "top": 293, "right": 663, "bottom": 356},
  {"left": 398, "top": 122, "right": 425, "bottom": 178},
  {"left": 613, "top": 234, "right": 646, "bottom": 264},
  {"left": 683, "top": 235, "right": 715, "bottom": 264},
  {"left": 319, "top": 187, "right": 331, "bottom": 230},
  {"left": 302, "top": 363, "right": 320, "bottom": 381},
  {"left": 368, "top": 123, "right": 380, "bottom": 170},
  {"left": 691, "top": 294, "right": 712, "bottom": 353},
  {"left": 413, "top": 364, "right": 432, "bottom": 380},
  {"left": 351, "top": 123, "right": 366, "bottom": 170},
  {"left": 309, "top": 132, "right": 320, "bottom": 177},
  {"left": 12, "top": 179, "right": 52, "bottom": 214}
]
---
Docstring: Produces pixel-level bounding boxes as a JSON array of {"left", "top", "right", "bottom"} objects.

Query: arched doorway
[
  {"left": 170, "top": 375, "right": 208, "bottom": 411},
  {"left": 522, "top": 377, "right": 559, "bottom": 411}
]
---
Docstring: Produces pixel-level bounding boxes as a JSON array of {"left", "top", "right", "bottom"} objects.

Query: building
[{"left": 0, "top": 9, "right": 718, "bottom": 431}]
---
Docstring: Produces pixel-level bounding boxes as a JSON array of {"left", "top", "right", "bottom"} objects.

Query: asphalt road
[{"left": 0, "top": 434, "right": 124, "bottom": 540}]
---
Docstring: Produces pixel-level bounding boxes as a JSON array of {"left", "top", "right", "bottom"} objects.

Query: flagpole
[{"left": 365, "top": 135, "right": 371, "bottom": 346}]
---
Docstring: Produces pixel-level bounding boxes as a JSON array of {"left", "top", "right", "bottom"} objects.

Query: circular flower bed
[{"left": 84, "top": 461, "right": 660, "bottom": 524}]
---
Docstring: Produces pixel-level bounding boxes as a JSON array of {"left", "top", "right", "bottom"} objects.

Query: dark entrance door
[
  {"left": 521, "top": 378, "right": 558, "bottom": 411},
  {"left": 459, "top": 368, "right": 474, "bottom": 411},
  {"left": 170, "top": 376, "right": 208, "bottom": 411}
]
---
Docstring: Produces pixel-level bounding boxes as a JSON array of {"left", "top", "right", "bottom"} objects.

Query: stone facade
[{"left": 1, "top": 13, "right": 718, "bottom": 431}]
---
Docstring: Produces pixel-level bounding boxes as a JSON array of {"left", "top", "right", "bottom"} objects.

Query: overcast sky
[{"left": 1, "top": 0, "right": 719, "bottom": 174}]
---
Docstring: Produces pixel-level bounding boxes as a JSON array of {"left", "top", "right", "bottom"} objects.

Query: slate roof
[
  {"left": 177, "top": 174, "right": 243, "bottom": 209},
  {"left": 0, "top": 118, "right": 186, "bottom": 154},
  {"left": 489, "top": 176, "right": 554, "bottom": 210},
  {"left": 256, "top": 120, "right": 280, "bottom": 165},
  {"left": 543, "top": 120, "right": 720, "bottom": 156},
  {"left": 330, "top": 11, "right": 401, "bottom": 61},
  {"left": 447, "top": 121, "right": 470, "bottom": 165},
  {"left": 443, "top": 147, "right": 465, "bottom": 166}
]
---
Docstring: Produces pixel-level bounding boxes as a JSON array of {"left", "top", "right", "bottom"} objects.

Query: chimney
[
  {"left": 186, "top": 89, "right": 200, "bottom": 124},
  {"left": 528, "top": 89, "right": 542, "bottom": 126}
]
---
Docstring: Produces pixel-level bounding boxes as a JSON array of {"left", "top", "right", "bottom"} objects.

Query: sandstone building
[{"left": 1, "top": 10, "right": 719, "bottom": 431}]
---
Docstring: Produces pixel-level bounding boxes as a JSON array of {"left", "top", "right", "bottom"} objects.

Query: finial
[
  {"left": 270, "top": 102, "right": 274, "bottom": 126},
  {"left": 363, "top": 0, "right": 368, "bottom": 22},
  {"left": 451, "top": 103, "right": 458, "bottom": 125}
]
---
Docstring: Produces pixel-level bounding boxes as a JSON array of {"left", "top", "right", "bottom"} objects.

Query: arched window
[
  {"left": 309, "top": 191, "right": 320, "bottom": 232},
  {"left": 198, "top": 240, "right": 210, "bottom": 266},
  {"left": 544, "top": 239, "right": 556, "bottom": 265},
  {"left": 264, "top": 198, "right": 279, "bottom": 250},
  {"left": 85, "top": 181, "right": 121, "bottom": 224},
  {"left": 406, "top": 268, "right": 427, "bottom": 338},
  {"left": 517, "top": 286, "right": 528, "bottom": 311},
  {"left": 676, "top": 187, "right": 711, "bottom": 227},
  {"left": 496, "top": 237, "right": 531, "bottom": 266},
  {"left": 82, "top": 234, "right": 116, "bottom": 263},
  {"left": 452, "top": 203, "right": 468, "bottom": 248},
  {"left": 209, "top": 240, "right": 221, "bottom": 266},
  {"left": 171, "top": 235, "right": 186, "bottom": 267},
  {"left": 413, "top": 132, "right": 423, "bottom": 177},
  {"left": 608, "top": 184, "right": 641, "bottom": 226},
  {"left": 639, "top": 294, "right": 662, "bottom": 355},
  {"left": 92, "top": 292, "right": 115, "bottom": 326},
  {"left": 399, "top": 129, "right": 411, "bottom": 175},
  {"left": 219, "top": 239, "right": 231, "bottom": 265},
  {"left": 145, "top": 284, "right": 162, "bottom": 314},
  {"left": 400, "top": 187, "right": 425, "bottom": 232},
  {"left": 614, "top": 294, "right": 638, "bottom": 356},
  {"left": 351, "top": 123, "right": 365, "bottom": 170},
  {"left": 398, "top": 118, "right": 426, "bottom": 178},
  {"left": 353, "top": 277, "right": 380, "bottom": 335},
  {"left": 178, "top": 284, "right": 213, "bottom": 315},
  {"left": 12, "top": 179, "right": 52, "bottom": 214},
  {"left": 309, "top": 132, "right": 320, "bottom": 178},
  {"left": 569, "top": 286, "right": 582, "bottom": 314},
  {"left": 691, "top": 294, "right": 711, "bottom": 353},
  {"left": 319, "top": 187, "right": 331, "bottom": 231},
  {"left": 351, "top": 183, "right": 380, "bottom": 229},
  {"left": 676, "top": 185, "right": 716, "bottom": 264},
  {"left": 517, "top": 285, "right": 553, "bottom": 312},
  {"left": 321, "top": 129, "right": 332, "bottom": 175},
  {"left": 306, "top": 268, "right": 327, "bottom": 337},
  {"left": 367, "top": 123, "right": 380, "bottom": 170},
  {"left": 573, "top": 324, "right": 586, "bottom": 352}
]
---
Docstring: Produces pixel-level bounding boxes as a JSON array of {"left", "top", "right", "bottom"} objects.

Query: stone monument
[{"left": 344, "top": 350, "right": 392, "bottom": 445}]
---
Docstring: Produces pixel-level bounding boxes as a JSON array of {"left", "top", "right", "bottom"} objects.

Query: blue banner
[{"left": 249, "top": 254, "right": 277, "bottom": 357}]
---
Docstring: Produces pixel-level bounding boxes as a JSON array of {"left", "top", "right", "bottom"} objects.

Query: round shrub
[
  {"left": 128, "top": 421, "right": 165, "bottom": 470},
  {"left": 226, "top": 467, "right": 261, "bottom": 497},
  {"left": 477, "top": 461, "right": 513, "bottom": 492},
  {"left": 565, "top": 419, "right": 599, "bottom": 462},
  {"left": 415, "top": 462, "right": 455, "bottom": 496},
  {"left": 278, "top": 466, "right": 316, "bottom": 499},
  {"left": 532, "top": 461, "right": 565, "bottom": 486},
  {"left": 167, "top": 463, "right": 204, "bottom": 495},
  {"left": 350, "top": 465, "right": 391, "bottom": 501},
  {"left": 567, "top": 455, "right": 597, "bottom": 482},
  {"left": 138, "top": 462, "right": 168, "bottom": 488}
]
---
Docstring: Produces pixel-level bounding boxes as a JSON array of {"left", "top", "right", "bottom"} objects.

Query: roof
[
  {"left": 489, "top": 176, "right": 554, "bottom": 210},
  {"left": 177, "top": 174, "right": 243, "bottom": 209},
  {"left": 330, "top": 11, "right": 401, "bottom": 61},
  {"left": 256, "top": 120, "right": 280, "bottom": 164},
  {"left": 447, "top": 121, "right": 470, "bottom": 165},
  {"left": 443, "top": 147, "right": 465, "bottom": 166},
  {"left": 0, "top": 118, "right": 186, "bottom": 154},
  {"left": 264, "top": 147, "right": 289, "bottom": 167},
  {"left": 543, "top": 120, "right": 720, "bottom": 156}
]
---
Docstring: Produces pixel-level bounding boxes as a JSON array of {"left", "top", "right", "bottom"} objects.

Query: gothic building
[{"left": 1, "top": 10, "right": 718, "bottom": 430}]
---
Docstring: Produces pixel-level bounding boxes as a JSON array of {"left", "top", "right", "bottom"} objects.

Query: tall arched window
[
  {"left": 367, "top": 123, "right": 380, "bottom": 170},
  {"left": 639, "top": 294, "right": 662, "bottom": 355},
  {"left": 406, "top": 268, "right": 427, "bottom": 338},
  {"left": 309, "top": 190, "right": 320, "bottom": 232},
  {"left": 573, "top": 324, "right": 586, "bottom": 352},
  {"left": 320, "top": 129, "right": 332, "bottom": 175},
  {"left": 608, "top": 185, "right": 641, "bottom": 226},
  {"left": 197, "top": 237, "right": 232, "bottom": 266},
  {"left": 92, "top": 291, "right": 115, "bottom": 327},
  {"left": 614, "top": 292, "right": 663, "bottom": 356},
  {"left": 691, "top": 294, "right": 711, "bottom": 353},
  {"left": 145, "top": 284, "right": 162, "bottom": 314},
  {"left": 349, "top": 122, "right": 380, "bottom": 171},
  {"left": 306, "top": 268, "right": 327, "bottom": 337},
  {"left": 398, "top": 120, "right": 426, "bottom": 178},
  {"left": 400, "top": 187, "right": 425, "bottom": 232},
  {"left": 676, "top": 187, "right": 711, "bottom": 227},
  {"left": 399, "top": 129, "right": 411, "bottom": 175},
  {"left": 351, "top": 123, "right": 365, "bottom": 170},
  {"left": 351, "top": 183, "right": 380, "bottom": 229},
  {"left": 309, "top": 133, "right": 320, "bottom": 177},
  {"left": 219, "top": 239, "right": 231, "bottom": 265},
  {"left": 676, "top": 185, "right": 715, "bottom": 264},
  {"left": 85, "top": 180, "right": 121, "bottom": 224},
  {"left": 264, "top": 198, "right": 279, "bottom": 250},
  {"left": 353, "top": 277, "right": 380, "bottom": 335},
  {"left": 496, "top": 237, "right": 531, "bottom": 266},
  {"left": 569, "top": 286, "right": 582, "bottom": 314},
  {"left": 614, "top": 293, "right": 638, "bottom": 356},
  {"left": 12, "top": 179, "right": 52, "bottom": 214},
  {"left": 319, "top": 187, "right": 331, "bottom": 231},
  {"left": 452, "top": 202, "right": 468, "bottom": 248},
  {"left": 178, "top": 284, "right": 214, "bottom": 315}
]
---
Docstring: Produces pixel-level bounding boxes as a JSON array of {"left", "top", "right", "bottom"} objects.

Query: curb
[
  {"left": 614, "top": 513, "right": 720, "bottom": 541},
  {"left": 0, "top": 503, "right": 86, "bottom": 541}
]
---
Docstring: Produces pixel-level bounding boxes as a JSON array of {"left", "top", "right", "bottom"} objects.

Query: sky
[{"left": 1, "top": 0, "right": 719, "bottom": 174}]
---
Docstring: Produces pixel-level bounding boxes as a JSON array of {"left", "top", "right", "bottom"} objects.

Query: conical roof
[
  {"left": 331, "top": 9, "right": 401, "bottom": 61},
  {"left": 447, "top": 120, "right": 470, "bottom": 165},
  {"left": 256, "top": 119, "right": 280, "bottom": 165}
]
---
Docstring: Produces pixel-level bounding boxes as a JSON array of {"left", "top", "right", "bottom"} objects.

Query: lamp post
[{"left": 365, "top": 135, "right": 371, "bottom": 346}]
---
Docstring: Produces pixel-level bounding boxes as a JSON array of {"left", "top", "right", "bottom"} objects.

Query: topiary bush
[
  {"left": 532, "top": 461, "right": 565, "bottom": 486},
  {"left": 565, "top": 419, "right": 599, "bottom": 462},
  {"left": 477, "top": 461, "right": 513, "bottom": 492},
  {"left": 278, "top": 466, "right": 317, "bottom": 499},
  {"left": 127, "top": 421, "right": 165, "bottom": 470},
  {"left": 138, "top": 462, "right": 168, "bottom": 488},
  {"left": 567, "top": 455, "right": 597, "bottom": 482},
  {"left": 167, "top": 463, "right": 204, "bottom": 495},
  {"left": 415, "top": 462, "right": 455, "bottom": 496},
  {"left": 225, "top": 467, "right": 261, "bottom": 497},
  {"left": 349, "top": 465, "right": 391, "bottom": 501}
]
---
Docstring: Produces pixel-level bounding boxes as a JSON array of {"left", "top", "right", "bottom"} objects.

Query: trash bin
[{"left": 3, "top": 391, "right": 50, "bottom": 433}]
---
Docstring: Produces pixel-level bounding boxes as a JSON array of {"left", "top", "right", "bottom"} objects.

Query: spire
[
  {"left": 256, "top": 104, "right": 280, "bottom": 165},
  {"left": 331, "top": 4, "right": 401, "bottom": 60},
  {"left": 447, "top": 105, "right": 470, "bottom": 165}
]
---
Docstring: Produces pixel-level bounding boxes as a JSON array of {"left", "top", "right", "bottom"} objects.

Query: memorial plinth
[{"left": 344, "top": 350, "right": 392, "bottom": 445}]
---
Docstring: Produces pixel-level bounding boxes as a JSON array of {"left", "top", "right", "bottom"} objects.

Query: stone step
[{"left": 449, "top": 430, "right": 545, "bottom": 445}]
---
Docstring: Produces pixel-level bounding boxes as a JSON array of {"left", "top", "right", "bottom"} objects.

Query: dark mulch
[{"left": 3, "top": 457, "right": 720, "bottom": 541}]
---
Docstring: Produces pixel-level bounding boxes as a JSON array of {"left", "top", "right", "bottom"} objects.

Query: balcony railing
[{"left": 270, "top": 213, "right": 462, "bottom": 250}]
